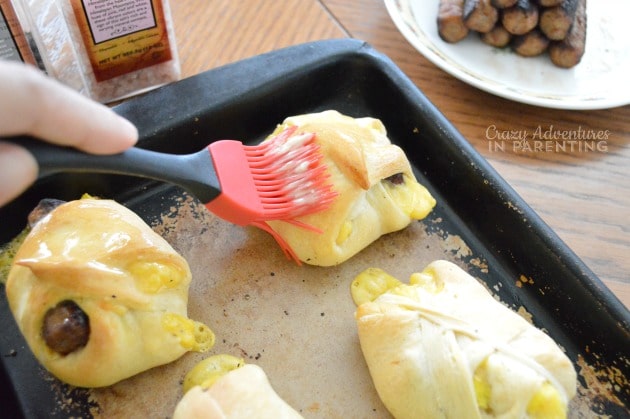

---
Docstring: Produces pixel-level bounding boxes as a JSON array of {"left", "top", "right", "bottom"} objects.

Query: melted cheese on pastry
[
  {"left": 351, "top": 260, "right": 577, "bottom": 419},
  {"left": 5, "top": 199, "right": 214, "bottom": 387},
  {"left": 174, "top": 355, "right": 303, "bottom": 419},
  {"left": 267, "top": 110, "right": 436, "bottom": 266}
]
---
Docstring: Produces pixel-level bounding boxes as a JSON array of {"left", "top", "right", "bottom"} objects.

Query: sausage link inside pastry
[
  {"left": 265, "top": 110, "right": 436, "bottom": 266},
  {"left": 351, "top": 260, "right": 577, "bottom": 419},
  {"left": 5, "top": 198, "right": 214, "bottom": 387},
  {"left": 42, "top": 300, "right": 90, "bottom": 355}
]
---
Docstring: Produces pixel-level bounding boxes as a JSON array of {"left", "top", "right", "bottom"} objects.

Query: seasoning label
[
  {"left": 0, "top": 9, "right": 19, "bottom": 61},
  {"left": 0, "top": 1, "right": 36, "bottom": 64},
  {"left": 70, "top": 0, "right": 173, "bottom": 82}
]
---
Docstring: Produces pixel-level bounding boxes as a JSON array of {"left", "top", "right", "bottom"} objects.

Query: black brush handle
[{"left": 3, "top": 136, "right": 221, "bottom": 203}]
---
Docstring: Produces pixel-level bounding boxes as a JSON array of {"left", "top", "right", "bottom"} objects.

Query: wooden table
[{"left": 168, "top": 0, "right": 629, "bottom": 309}]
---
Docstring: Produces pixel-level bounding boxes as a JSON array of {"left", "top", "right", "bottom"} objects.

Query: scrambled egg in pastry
[
  {"left": 173, "top": 354, "right": 303, "bottom": 419},
  {"left": 351, "top": 260, "right": 577, "bottom": 419},
  {"left": 5, "top": 198, "right": 214, "bottom": 387},
  {"left": 266, "top": 110, "right": 436, "bottom": 266}
]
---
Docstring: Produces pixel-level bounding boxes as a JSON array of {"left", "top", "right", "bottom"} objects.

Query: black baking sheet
[{"left": 1, "top": 39, "right": 628, "bottom": 417}]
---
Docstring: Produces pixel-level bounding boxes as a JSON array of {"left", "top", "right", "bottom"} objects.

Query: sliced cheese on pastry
[
  {"left": 352, "top": 260, "right": 577, "bottom": 419},
  {"left": 5, "top": 198, "right": 214, "bottom": 387},
  {"left": 267, "top": 110, "right": 436, "bottom": 266},
  {"left": 174, "top": 354, "right": 303, "bottom": 419}
]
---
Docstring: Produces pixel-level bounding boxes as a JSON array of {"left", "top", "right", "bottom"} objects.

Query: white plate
[{"left": 384, "top": 0, "right": 630, "bottom": 110}]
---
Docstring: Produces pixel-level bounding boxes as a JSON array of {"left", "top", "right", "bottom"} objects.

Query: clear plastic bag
[
  {"left": 22, "top": 0, "right": 180, "bottom": 103},
  {"left": 0, "top": 0, "right": 39, "bottom": 65}
]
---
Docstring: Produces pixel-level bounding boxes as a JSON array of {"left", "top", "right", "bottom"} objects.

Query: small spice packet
[{"left": 22, "top": 0, "right": 180, "bottom": 103}]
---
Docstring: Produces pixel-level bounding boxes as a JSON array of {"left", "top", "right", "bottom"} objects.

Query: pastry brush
[{"left": 6, "top": 127, "right": 337, "bottom": 261}]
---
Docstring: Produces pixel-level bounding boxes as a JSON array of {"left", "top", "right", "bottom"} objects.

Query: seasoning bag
[{"left": 22, "top": 0, "right": 180, "bottom": 103}]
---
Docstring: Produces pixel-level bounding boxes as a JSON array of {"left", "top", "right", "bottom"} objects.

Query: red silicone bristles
[
  {"left": 243, "top": 127, "right": 337, "bottom": 218},
  {"left": 205, "top": 126, "right": 337, "bottom": 227}
]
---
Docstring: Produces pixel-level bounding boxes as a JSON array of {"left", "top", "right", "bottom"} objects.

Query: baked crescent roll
[
  {"left": 173, "top": 354, "right": 303, "bottom": 419},
  {"left": 266, "top": 110, "right": 436, "bottom": 266},
  {"left": 351, "top": 260, "right": 577, "bottom": 419},
  {"left": 5, "top": 198, "right": 214, "bottom": 387}
]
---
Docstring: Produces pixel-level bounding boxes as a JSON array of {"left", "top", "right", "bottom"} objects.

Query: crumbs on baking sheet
[
  {"left": 516, "top": 306, "right": 534, "bottom": 324},
  {"left": 470, "top": 257, "right": 488, "bottom": 273},
  {"left": 43, "top": 373, "right": 97, "bottom": 417},
  {"left": 505, "top": 200, "right": 524, "bottom": 216},
  {"left": 516, "top": 274, "right": 535, "bottom": 288},
  {"left": 576, "top": 354, "right": 628, "bottom": 412},
  {"left": 441, "top": 234, "right": 472, "bottom": 258}
]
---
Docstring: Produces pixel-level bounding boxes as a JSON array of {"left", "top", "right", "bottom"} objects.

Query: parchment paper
[{"left": 41, "top": 194, "right": 618, "bottom": 418}]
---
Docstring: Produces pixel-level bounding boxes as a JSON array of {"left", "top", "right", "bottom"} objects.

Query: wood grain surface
[{"left": 167, "top": 0, "right": 629, "bottom": 308}]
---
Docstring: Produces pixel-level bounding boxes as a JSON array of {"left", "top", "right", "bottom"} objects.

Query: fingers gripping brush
[{"left": 7, "top": 127, "right": 337, "bottom": 263}]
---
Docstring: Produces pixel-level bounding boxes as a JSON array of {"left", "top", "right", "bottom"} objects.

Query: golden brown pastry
[
  {"left": 266, "top": 110, "right": 436, "bottom": 266},
  {"left": 5, "top": 198, "right": 214, "bottom": 387},
  {"left": 351, "top": 260, "right": 577, "bottom": 419},
  {"left": 173, "top": 354, "right": 303, "bottom": 419}
]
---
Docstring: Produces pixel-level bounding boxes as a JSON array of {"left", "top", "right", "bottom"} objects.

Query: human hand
[{"left": 0, "top": 61, "right": 138, "bottom": 206}]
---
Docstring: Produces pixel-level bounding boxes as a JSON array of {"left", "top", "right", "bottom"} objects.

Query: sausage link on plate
[
  {"left": 463, "top": 0, "right": 499, "bottom": 33},
  {"left": 490, "top": 0, "right": 518, "bottom": 8},
  {"left": 502, "top": 0, "right": 539, "bottom": 35},
  {"left": 549, "top": 0, "right": 587, "bottom": 68},
  {"left": 512, "top": 28, "right": 550, "bottom": 56},
  {"left": 538, "top": 0, "right": 563, "bottom": 6},
  {"left": 438, "top": 0, "right": 470, "bottom": 43},
  {"left": 540, "top": 0, "right": 580, "bottom": 40},
  {"left": 480, "top": 23, "right": 512, "bottom": 47}
]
